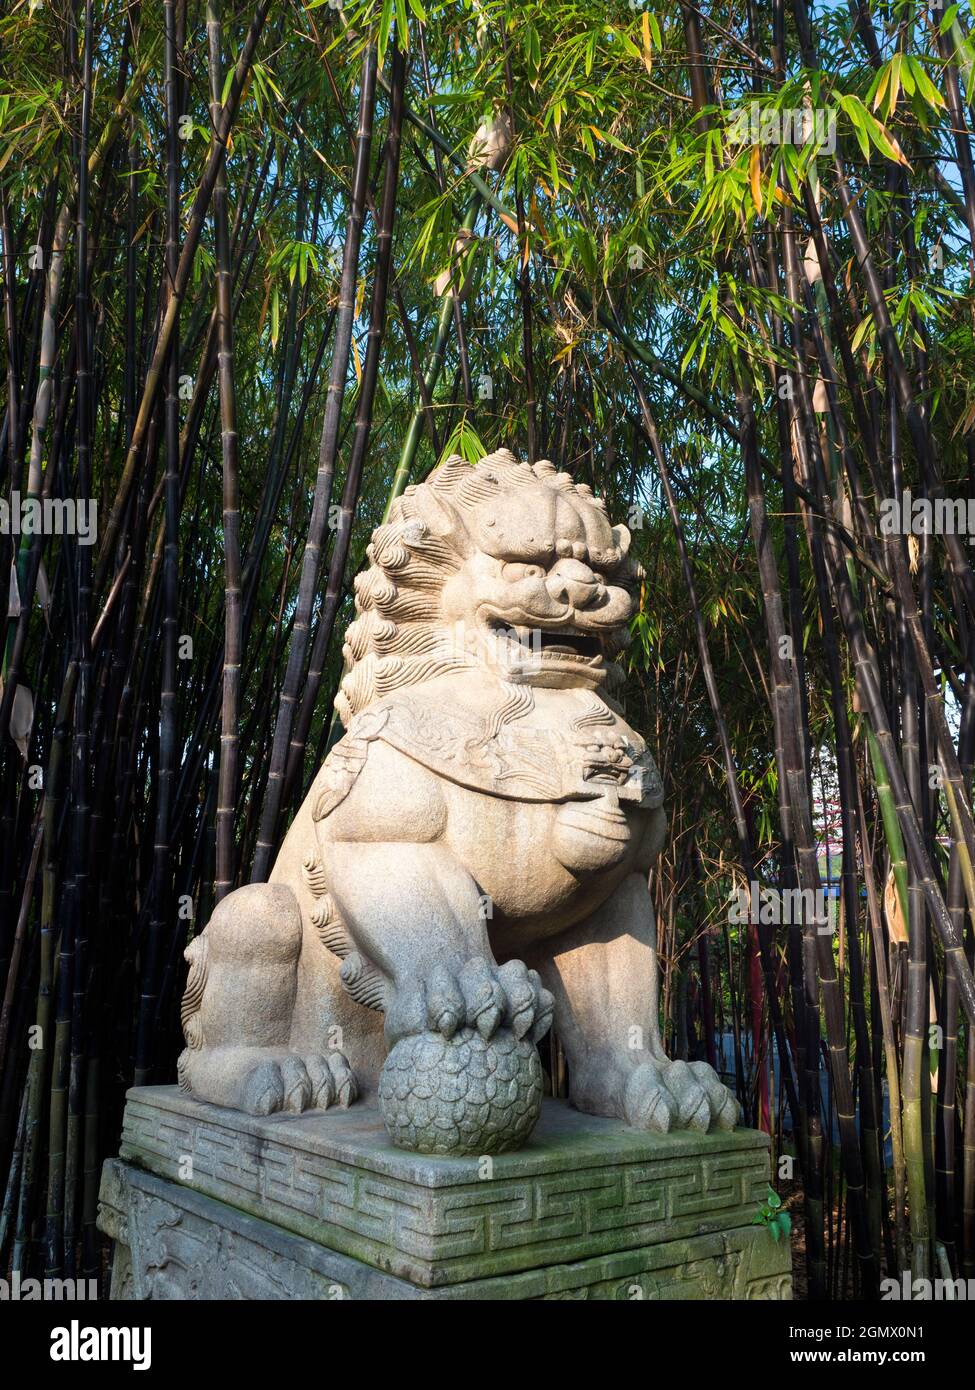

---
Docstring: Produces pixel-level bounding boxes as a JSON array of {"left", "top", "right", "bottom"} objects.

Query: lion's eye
[{"left": 501, "top": 562, "right": 545, "bottom": 581}]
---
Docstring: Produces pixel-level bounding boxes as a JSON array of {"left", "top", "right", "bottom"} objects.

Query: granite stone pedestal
[{"left": 97, "top": 1086, "right": 792, "bottom": 1300}]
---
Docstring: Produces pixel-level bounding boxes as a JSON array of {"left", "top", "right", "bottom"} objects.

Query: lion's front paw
[
  {"left": 623, "top": 1059, "right": 738, "bottom": 1134},
  {"left": 237, "top": 1049, "right": 358, "bottom": 1116},
  {"left": 388, "top": 956, "right": 554, "bottom": 1046}
]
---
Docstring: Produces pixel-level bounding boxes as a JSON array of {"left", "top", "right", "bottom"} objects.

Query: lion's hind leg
[{"left": 177, "top": 882, "right": 355, "bottom": 1115}]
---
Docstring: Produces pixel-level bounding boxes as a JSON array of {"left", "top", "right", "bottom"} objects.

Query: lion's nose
[{"left": 545, "top": 558, "right": 601, "bottom": 609}]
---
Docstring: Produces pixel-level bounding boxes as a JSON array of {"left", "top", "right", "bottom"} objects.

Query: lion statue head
[{"left": 336, "top": 449, "right": 642, "bottom": 725}]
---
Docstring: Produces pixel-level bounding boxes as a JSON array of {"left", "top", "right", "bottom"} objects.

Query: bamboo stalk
[
  {"left": 251, "top": 43, "right": 378, "bottom": 879},
  {"left": 282, "top": 43, "right": 407, "bottom": 806},
  {"left": 134, "top": 0, "right": 183, "bottom": 1087},
  {"left": 381, "top": 196, "right": 481, "bottom": 518},
  {"left": 208, "top": 0, "right": 243, "bottom": 903},
  {"left": 93, "top": 1, "right": 273, "bottom": 597}
]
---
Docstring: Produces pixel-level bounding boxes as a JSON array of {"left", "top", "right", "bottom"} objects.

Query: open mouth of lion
[{"left": 486, "top": 619, "right": 606, "bottom": 665}]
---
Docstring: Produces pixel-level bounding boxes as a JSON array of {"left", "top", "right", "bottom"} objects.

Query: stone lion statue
[{"left": 178, "top": 450, "right": 737, "bottom": 1153}]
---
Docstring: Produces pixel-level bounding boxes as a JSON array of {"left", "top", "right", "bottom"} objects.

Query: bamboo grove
[{"left": 2, "top": 0, "right": 975, "bottom": 1301}]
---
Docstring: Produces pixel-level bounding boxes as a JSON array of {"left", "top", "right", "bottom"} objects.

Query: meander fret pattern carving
[
  {"left": 121, "top": 1100, "right": 768, "bottom": 1269},
  {"left": 536, "top": 1231, "right": 792, "bottom": 1301},
  {"left": 100, "top": 1158, "right": 791, "bottom": 1301}
]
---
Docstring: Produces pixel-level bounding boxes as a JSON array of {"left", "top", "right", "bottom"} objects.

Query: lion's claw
[
  {"left": 425, "top": 963, "right": 465, "bottom": 1038},
  {"left": 240, "top": 1059, "right": 284, "bottom": 1117},
  {"left": 498, "top": 960, "right": 553, "bottom": 1040},
  {"left": 459, "top": 957, "right": 505, "bottom": 1038},
  {"left": 689, "top": 1060, "right": 739, "bottom": 1129},
  {"left": 659, "top": 1059, "right": 711, "bottom": 1131},
  {"left": 326, "top": 1049, "right": 358, "bottom": 1108},
  {"left": 623, "top": 1058, "right": 738, "bottom": 1133},
  {"left": 402, "top": 955, "right": 553, "bottom": 1046},
  {"left": 239, "top": 1049, "right": 355, "bottom": 1116},
  {"left": 623, "top": 1064, "right": 678, "bottom": 1133}
]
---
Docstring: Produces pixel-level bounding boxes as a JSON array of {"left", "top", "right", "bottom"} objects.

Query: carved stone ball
[{"left": 378, "top": 1027, "right": 543, "bottom": 1156}]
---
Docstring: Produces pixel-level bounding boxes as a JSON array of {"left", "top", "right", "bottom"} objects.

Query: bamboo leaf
[
  {"left": 898, "top": 53, "right": 916, "bottom": 97},
  {"left": 850, "top": 315, "right": 873, "bottom": 352},
  {"left": 868, "top": 60, "right": 892, "bottom": 114},
  {"left": 394, "top": 0, "right": 410, "bottom": 51},
  {"left": 378, "top": 0, "right": 394, "bottom": 69},
  {"left": 907, "top": 57, "right": 945, "bottom": 111}
]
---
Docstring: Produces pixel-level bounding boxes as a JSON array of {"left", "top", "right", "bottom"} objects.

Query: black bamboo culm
[
  {"left": 208, "top": 0, "right": 243, "bottom": 902},
  {"left": 133, "top": 0, "right": 183, "bottom": 1088},
  {"left": 250, "top": 42, "right": 379, "bottom": 882},
  {"left": 281, "top": 42, "right": 407, "bottom": 811},
  {"left": 93, "top": 0, "right": 273, "bottom": 595},
  {"left": 416, "top": 26, "right": 473, "bottom": 409},
  {"left": 45, "top": 1, "right": 96, "bottom": 1276}
]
